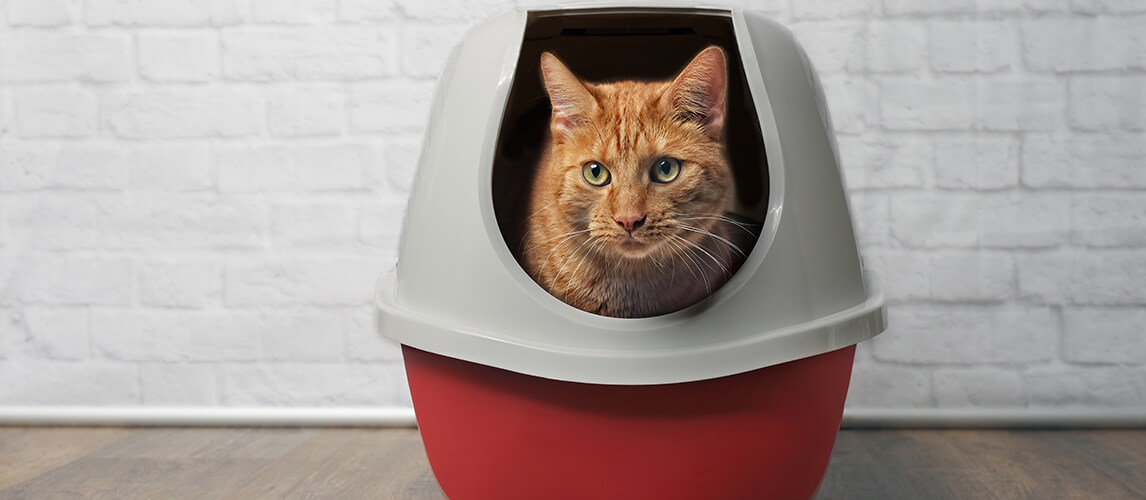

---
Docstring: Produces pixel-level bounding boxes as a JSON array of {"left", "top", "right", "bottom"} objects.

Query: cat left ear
[
  {"left": 664, "top": 46, "right": 727, "bottom": 139},
  {"left": 540, "top": 52, "right": 597, "bottom": 137}
]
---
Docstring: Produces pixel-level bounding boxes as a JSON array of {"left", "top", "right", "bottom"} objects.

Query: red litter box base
[{"left": 403, "top": 344, "right": 856, "bottom": 500}]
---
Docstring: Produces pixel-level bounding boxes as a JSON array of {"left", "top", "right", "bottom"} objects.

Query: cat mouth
[{"left": 616, "top": 234, "right": 652, "bottom": 257}]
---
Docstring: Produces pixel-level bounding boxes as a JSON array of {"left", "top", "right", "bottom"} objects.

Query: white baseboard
[
  {"left": 1, "top": 406, "right": 1143, "bottom": 428},
  {"left": 0, "top": 407, "right": 418, "bottom": 427},
  {"left": 841, "top": 408, "right": 1146, "bottom": 429}
]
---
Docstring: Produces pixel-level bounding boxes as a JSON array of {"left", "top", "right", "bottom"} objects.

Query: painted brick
[
  {"left": 1022, "top": 133, "right": 1146, "bottom": 188},
  {"left": 873, "top": 305, "right": 1057, "bottom": 364},
  {"left": 820, "top": 77, "right": 877, "bottom": 134},
  {"left": 0, "top": 310, "right": 29, "bottom": 360},
  {"left": 271, "top": 201, "right": 356, "bottom": 247},
  {"left": 933, "top": 368, "right": 1025, "bottom": 407},
  {"left": 401, "top": 24, "right": 469, "bottom": 78},
  {"left": 260, "top": 310, "right": 346, "bottom": 362},
  {"left": 395, "top": 0, "right": 515, "bottom": 20},
  {"left": 222, "top": 28, "right": 393, "bottom": 81},
  {"left": 1071, "top": 193, "right": 1146, "bottom": 247},
  {"left": 0, "top": 33, "right": 132, "bottom": 82},
  {"left": 844, "top": 363, "right": 933, "bottom": 408},
  {"left": 1068, "top": 76, "right": 1145, "bottom": 131},
  {"left": 346, "top": 307, "right": 402, "bottom": 362},
  {"left": 0, "top": 144, "right": 57, "bottom": 191},
  {"left": 0, "top": 362, "right": 139, "bottom": 405},
  {"left": 251, "top": 0, "right": 336, "bottom": 24},
  {"left": 0, "top": 256, "right": 132, "bottom": 306},
  {"left": 993, "top": 0, "right": 1071, "bottom": 11},
  {"left": 52, "top": 144, "right": 131, "bottom": 190},
  {"left": 138, "top": 260, "right": 222, "bottom": 308},
  {"left": 220, "top": 362, "right": 405, "bottom": 406},
  {"left": 880, "top": 79, "right": 977, "bottom": 130},
  {"left": 883, "top": 0, "right": 974, "bottom": 15},
  {"left": 131, "top": 143, "right": 213, "bottom": 191},
  {"left": 0, "top": 203, "right": 7, "bottom": 249},
  {"left": 103, "top": 88, "right": 265, "bottom": 139},
  {"left": 793, "top": 0, "right": 872, "bottom": 19},
  {"left": 12, "top": 87, "right": 97, "bottom": 137},
  {"left": 837, "top": 135, "right": 930, "bottom": 189},
  {"left": 0, "top": 88, "right": 11, "bottom": 136},
  {"left": 138, "top": 33, "right": 220, "bottom": 82},
  {"left": 6, "top": 0, "right": 73, "bottom": 26},
  {"left": 91, "top": 310, "right": 260, "bottom": 361},
  {"left": 930, "top": 21, "right": 1014, "bottom": 73},
  {"left": 268, "top": 84, "right": 346, "bottom": 137},
  {"left": 383, "top": 135, "right": 421, "bottom": 192},
  {"left": 891, "top": 192, "right": 1068, "bottom": 248},
  {"left": 357, "top": 199, "right": 407, "bottom": 250},
  {"left": 338, "top": 0, "right": 398, "bottom": 22},
  {"left": 5, "top": 198, "right": 100, "bottom": 251},
  {"left": 863, "top": 250, "right": 931, "bottom": 302},
  {"left": 934, "top": 135, "right": 1020, "bottom": 190},
  {"left": 85, "top": 0, "right": 242, "bottom": 26},
  {"left": 847, "top": 192, "right": 889, "bottom": 248},
  {"left": 1019, "top": 250, "right": 1146, "bottom": 305},
  {"left": 696, "top": 0, "right": 789, "bottom": 15},
  {"left": 977, "top": 79, "right": 1063, "bottom": 131},
  {"left": 859, "top": 21, "right": 927, "bottom": 73},
  {"left": 101, "top": 196, "right": 265, "bottom": 250},
  {"left": 348, "top": 81, "right": 434, "bottom": 133},
  {"left": 23, "top": 308, "right": 89, "bottom": 360},
  {"left": 216, "top": 143, "right": 369, "bottom": 193},
  {"left": 0, "top": 0, "right": 1143, "bottom": 413},
  {"left": 789, "top": 21, "right": 865, "bottom": 74},
  {"left": 1062, "top": 308, "right": 1146, "bottom": 364},
  {"left": 1071, "top": 0, "right": 1146, "bottom": 13},
  {"left": 929, "top": 252, "right": 1015, "bottom": 302},
  {"left": 1026, "top": 367, "right": 1146, "bottom": 406},
  {"left": 140, "top": 364, "right": 219, "bottom": 405},
  {"left": 1022, "top": 18, "right": 1146, "bottom": 72},
  {"left": 224, "top": 257, "right": 384, "bottom": 307}
]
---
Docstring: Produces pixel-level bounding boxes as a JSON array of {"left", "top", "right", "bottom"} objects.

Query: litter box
[{"left": 375, "top": 5, "right": 886, "bottom": 499}]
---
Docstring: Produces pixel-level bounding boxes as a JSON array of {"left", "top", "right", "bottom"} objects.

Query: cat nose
[{"left": 616, "top": 214, "right": 647, "bottom": 233}]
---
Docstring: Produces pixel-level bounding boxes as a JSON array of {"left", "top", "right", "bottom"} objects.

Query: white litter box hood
[{"left": 375, "top": 6, "right": 886, "bottom": 385}]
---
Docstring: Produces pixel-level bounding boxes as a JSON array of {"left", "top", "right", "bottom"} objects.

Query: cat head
[{"left": 539, "top": 46, "right": 732, "bottom": 260}]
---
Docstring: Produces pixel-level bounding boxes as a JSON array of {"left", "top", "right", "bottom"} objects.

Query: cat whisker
[
  {"left": 526, "top": 228, "right": 592, "bottom": 257},
  {"left": 520, "top": 201, "right": 555, "bottom": 226},
  {"left": 668, "top": 224, "right": 748, "bottom": 258},
  {"left": 674, "top": 214, "right": 761, "bottom": 236},
  {"left": 665, "top": 237, "right": 707, "bottom": 294},
  {"left": 550, "top": 235, "right": 596, "bottom": 293},
  {"left": 565, "top": 237, "right": 603, "bottom": 301},
  {"left": 647, "top": 247, "right": 666, "bottom": 272},
  {"left": 671, "top": 234, "right": 730, "bottom": 278},
  {"left": 537, "top": 232, "right": 591, "bottom": 277}
]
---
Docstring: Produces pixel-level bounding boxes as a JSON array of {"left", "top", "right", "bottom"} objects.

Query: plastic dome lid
[{"left": 374, "top": 6, "right": 886, "bottom": 385}]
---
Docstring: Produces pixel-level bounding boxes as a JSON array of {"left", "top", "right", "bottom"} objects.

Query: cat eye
[
  {"left": 582, "top": 161, "right": 611, "bottom": 187},
  {"left": 650, "top": 157, "right": 682, "bottom": 183}
]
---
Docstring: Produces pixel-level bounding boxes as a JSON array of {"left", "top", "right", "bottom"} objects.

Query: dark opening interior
[{"left": 492, "top": 7, "right": 770, "bottom": 269}]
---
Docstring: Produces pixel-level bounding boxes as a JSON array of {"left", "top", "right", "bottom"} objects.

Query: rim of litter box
[{"left": 374, "top": 270, "right": 885, "bottom": 385}]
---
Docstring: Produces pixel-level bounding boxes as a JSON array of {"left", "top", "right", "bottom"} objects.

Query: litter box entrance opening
[{"left": 491, "top": 8, "right": 770, "bottom": 317}]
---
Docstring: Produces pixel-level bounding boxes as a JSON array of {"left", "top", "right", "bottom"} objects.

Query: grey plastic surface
[{"left": 374, "top": 6, "right": 886, "bottom": 385}]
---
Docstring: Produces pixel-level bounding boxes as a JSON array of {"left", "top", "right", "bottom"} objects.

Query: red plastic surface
[{"left": 404, "top": 344, "right": 856, "bottom": 500}]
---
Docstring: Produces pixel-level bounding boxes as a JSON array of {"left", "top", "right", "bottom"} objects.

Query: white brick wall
[{"left": 0, "top": 0, "right": 1143, "bottom": 411}]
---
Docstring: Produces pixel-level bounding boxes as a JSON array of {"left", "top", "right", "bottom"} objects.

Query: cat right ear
[{"left": 540, "top": 52, "right": 597, "bottom": 137}]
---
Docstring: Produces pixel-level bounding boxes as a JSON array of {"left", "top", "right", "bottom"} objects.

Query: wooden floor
[{"left": 1, "top": 427, "right": 1144, "bottom": 499}]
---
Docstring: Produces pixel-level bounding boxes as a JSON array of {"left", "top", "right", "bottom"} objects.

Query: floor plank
[
  {"left": 815, "top": 430, "right": 1146, "bottom": 500},
  {"left": 0, "top": 427, "right": 131, "bottom": 491},
  {"left": 1, "top": 427, "right": 1144, "bottom": 499}
]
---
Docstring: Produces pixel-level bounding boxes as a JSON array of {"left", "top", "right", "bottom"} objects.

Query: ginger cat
[{"left": 523, "top": 46, "right": 750, "bottom": 318}]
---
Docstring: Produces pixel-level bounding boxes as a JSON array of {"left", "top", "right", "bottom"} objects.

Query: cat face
[{"left": 540, "top": 47, "right": 732, "bottom": 260}]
